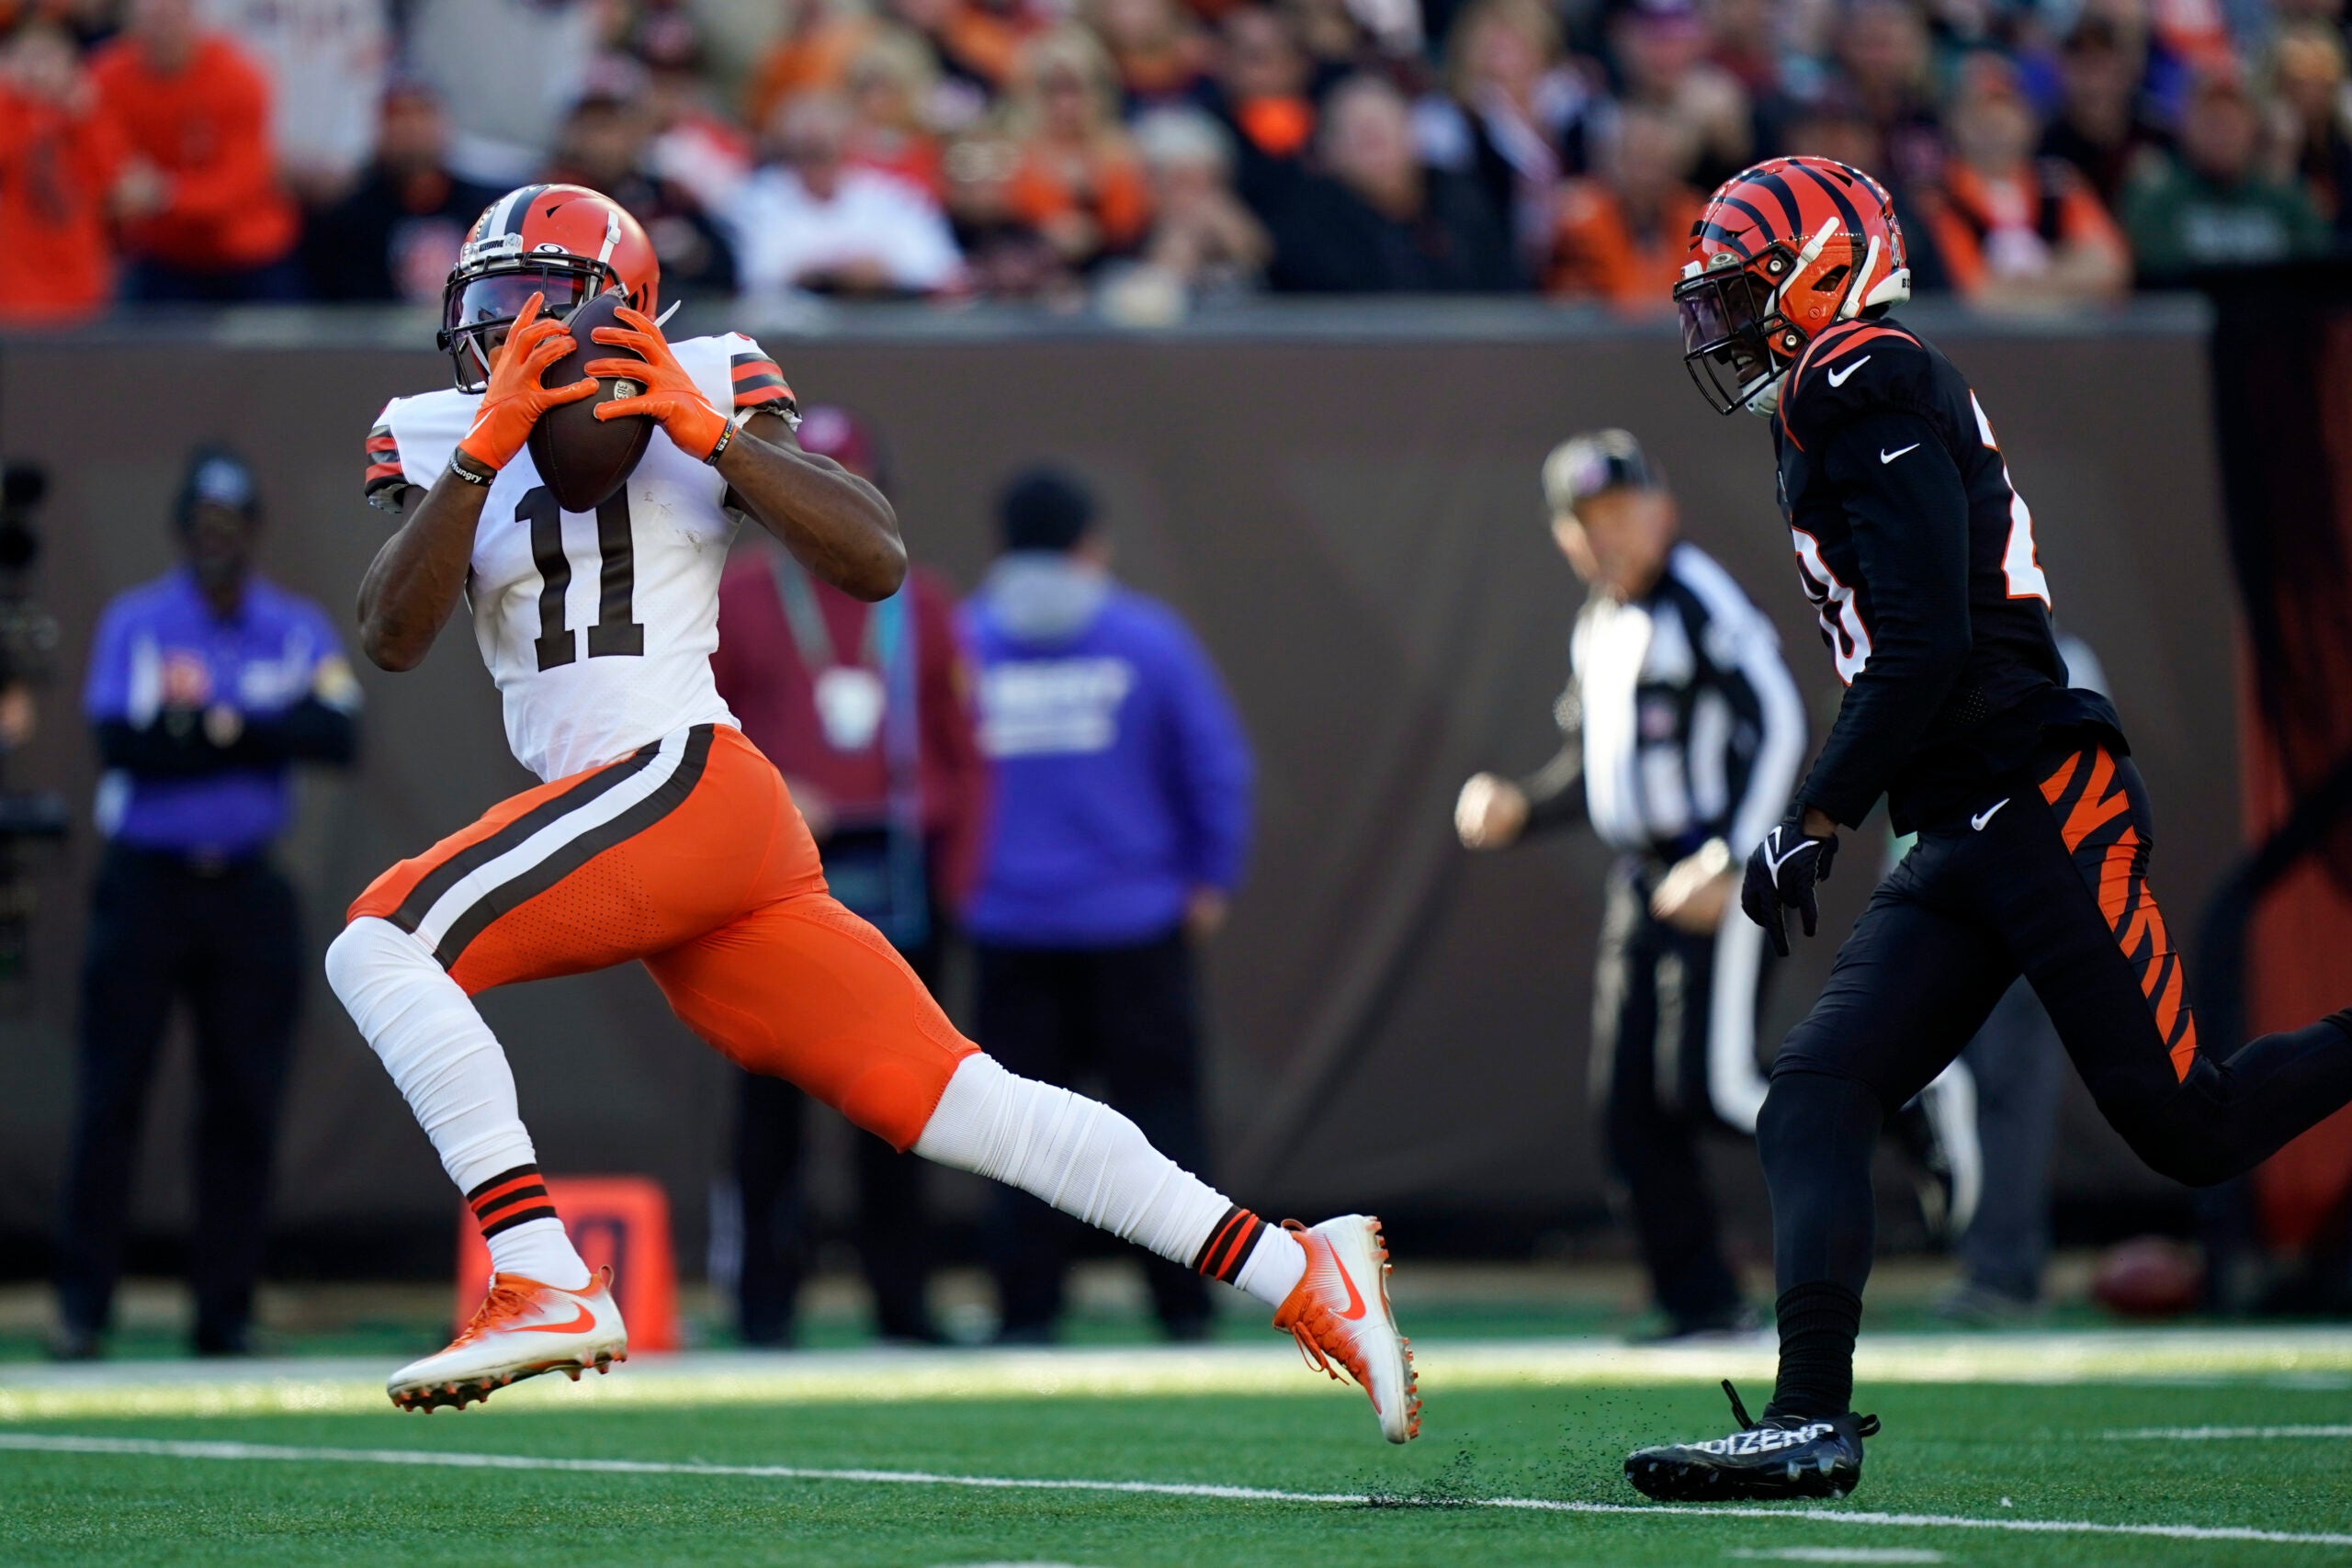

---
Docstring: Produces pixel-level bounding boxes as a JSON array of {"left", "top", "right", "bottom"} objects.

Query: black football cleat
[{"left": 1624, "top": 1381, "right": 1880, "bottom": 1501}]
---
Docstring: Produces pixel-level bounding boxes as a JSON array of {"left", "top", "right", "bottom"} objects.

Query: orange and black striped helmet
[
  {"left": 437, "top": 184, "right": 659, "bottom": 393},
  {"left": 1672, "top": 157, "right": 1910, "bottom": 415}
]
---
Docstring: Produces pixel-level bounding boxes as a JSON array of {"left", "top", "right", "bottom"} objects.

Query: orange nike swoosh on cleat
[
  {"left": 512, "top": 1303, "right": 597, "bottom": 1335},
  {"left": 1330, "top": 1255, "right": 1367, "bottom": 1321}
]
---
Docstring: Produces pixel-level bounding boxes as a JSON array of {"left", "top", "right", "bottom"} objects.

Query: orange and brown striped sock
[
  {"left": 1192, "top": 1204, "right": 1267, "bottom": 1284},
  {"left": 466, "top": 1163, "right": 591, "bottom": 1286},
  {"left": 467, "top": 1164, "right": 559, "bottom": 1241}
]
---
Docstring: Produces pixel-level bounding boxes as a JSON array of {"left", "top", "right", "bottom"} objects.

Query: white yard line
[
  {"left": 2103, "top": 1425, "right": 2352, "bottom": 1440},
  {"left": 1727, "top": 1551, "right": 1946, "bottom": 1564},
  {"left": 1, "top": 1432, "right": 2347, "bottom": 1550}
]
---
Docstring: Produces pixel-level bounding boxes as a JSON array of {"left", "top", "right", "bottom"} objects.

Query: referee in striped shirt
[{"left": 1457, "top": 430, "right": 1805, "bottom": 1339}]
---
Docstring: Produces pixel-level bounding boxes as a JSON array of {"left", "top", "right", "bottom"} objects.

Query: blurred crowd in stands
[{"left": 0, "top": 0, "right": 2346, "bottom": 323}]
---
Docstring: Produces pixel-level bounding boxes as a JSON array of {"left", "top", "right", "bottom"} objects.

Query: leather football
[{"left": 526, "top": 291, "right": 653, "bottom": 513}]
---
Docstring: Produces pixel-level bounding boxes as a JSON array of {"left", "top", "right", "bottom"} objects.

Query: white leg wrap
[
  {"left": 1235, "top": 1226, "right": 1306, "bottom": 1303},
  {"left": 326, "top": 918, "right": 590, "bottom": 1287},
  {"left": 913, "top": 1054, "right": 1232, "bottom": 1273},
  {"left": 325, "top": 918, "right": 537, "bottom": 1193}
]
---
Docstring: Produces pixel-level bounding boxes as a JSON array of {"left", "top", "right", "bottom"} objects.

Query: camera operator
[{"left": 53, "top": 446, "right": 360, "bottom": 1359}]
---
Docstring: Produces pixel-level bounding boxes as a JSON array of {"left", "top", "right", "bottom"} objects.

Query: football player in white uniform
[{"left": 329, "top": 184, "right": 1418, "bottom": 1440}]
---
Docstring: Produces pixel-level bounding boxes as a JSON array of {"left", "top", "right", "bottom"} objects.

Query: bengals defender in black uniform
[{"left": 1622, "top": 155, "right": 2352, "bottom": 1501}]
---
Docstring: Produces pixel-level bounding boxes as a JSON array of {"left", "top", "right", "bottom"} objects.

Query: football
[
  {"left": 2090, "top": 1235, "right": 2205, "bottom": 1319},
  {"left": 526, "top": 290, "right": 652, "bottom": 513}
]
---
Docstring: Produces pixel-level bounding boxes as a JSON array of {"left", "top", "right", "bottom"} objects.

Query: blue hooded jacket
[{"left": 960, "top": 553, "right": 1253, "bottom": 948}]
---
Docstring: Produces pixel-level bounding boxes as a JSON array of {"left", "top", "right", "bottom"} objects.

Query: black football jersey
[{"left": 1770, "top": 313, "right": 2121, "bottom": 832}]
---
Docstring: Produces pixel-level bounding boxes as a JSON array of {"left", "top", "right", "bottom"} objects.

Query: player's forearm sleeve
[{"left": 1795, "top": 412, "right": 1972, "bottom": 828}]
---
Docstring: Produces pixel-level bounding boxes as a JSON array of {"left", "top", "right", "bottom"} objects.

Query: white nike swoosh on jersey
[
  {"left": 1881, "top": 444, "right": 1920, "bottom": 465},
  {"left": 1972, "top": 798, "right": 2010, "bottom": 831},
  {"left": 1826, "top": 356, "right": 1871, "bottom": 387}
]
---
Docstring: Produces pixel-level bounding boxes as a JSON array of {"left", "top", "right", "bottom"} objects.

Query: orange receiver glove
[
  {"left": 587, "top": 305, "right": 730, "bottom": 462},
  {"left": 455, "top": 291, "right": 597, "bottom": 471}
]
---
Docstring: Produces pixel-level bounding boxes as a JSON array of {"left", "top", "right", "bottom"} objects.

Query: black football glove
[{"left": 1742, "top": 819, "right": 1838, "bottom": 957}]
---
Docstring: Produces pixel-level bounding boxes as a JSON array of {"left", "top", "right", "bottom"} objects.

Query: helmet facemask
[
  {"left": 436, "top": 185, "right": 658, "bottom": 394},
  {"left": 437, "top": 255, "right": 616, "bottom": 394},
  {"left": 1674, "top": 214, "right": 1910, "bottom": 417},
  {"left": 1674, "top": 249, "right": 1794, "bottom": 416}
]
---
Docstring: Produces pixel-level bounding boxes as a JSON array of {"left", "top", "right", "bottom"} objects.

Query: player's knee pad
[
  {"left": 325, "top": 917, "right": 483, "bottom": 1077},
  {"left": 1758, "top": 1067, "right": 1883, "bottom": 1144},
  {"left": 838, "top": 1055, "right": 967, "bottom": 1152},
  {"left": 1757, "top": 1069, "right": 1885, "bottom": 1189},
  {"left": 324, "top": 916, "right": 438, "bottom": 1020}
]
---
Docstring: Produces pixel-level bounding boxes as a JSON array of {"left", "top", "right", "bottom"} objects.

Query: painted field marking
[
  {"left": 1, "top": 1433, "right": 2347, "bottom": 1550},
  {"left": 2103, "top": 1426, "right": 2352, "bottom": 1441},
  {"left": 1727, "top": 1551, "right": 1945, "bottom": 1564}
]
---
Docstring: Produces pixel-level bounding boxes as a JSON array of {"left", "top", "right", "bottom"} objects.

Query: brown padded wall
[{"left": 0, "top": 315, "right": 2235, "bottom": 1257}]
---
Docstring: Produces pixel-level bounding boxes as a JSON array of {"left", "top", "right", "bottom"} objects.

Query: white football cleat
[
  {"left": 388, "top": 1267, "right": 627, "bottom": 1413},
  {"left": 1272, "top": 1215, "right": 1419, "bottom": 1443}
]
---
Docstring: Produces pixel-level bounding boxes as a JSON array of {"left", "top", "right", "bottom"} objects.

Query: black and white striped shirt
[{"left": 1521, "top": 542, "right": 1805, "bottom": 865}]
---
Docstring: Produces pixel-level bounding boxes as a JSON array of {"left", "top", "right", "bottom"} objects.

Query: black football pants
[
  {"left": 56, "top": 845, "right": 303, "bottom": 1352},
  {"left": 732, "top": 919, "right": 944, "bottom": 1346},
  {"left": 1764, "top": 736, "right": 2352, "bottom": 1303},
  {"left": 1590, "top": 862, "right": 1772, "bottom": 1330},
  {"left": 976, "top": 931, "right": 1213, "bottom": 1339}
]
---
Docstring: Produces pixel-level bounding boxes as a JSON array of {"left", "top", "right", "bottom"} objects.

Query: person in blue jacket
[
  {"left": 56, "top": 446, "right": 360, "bottom": 1359},
  {"left": 961, "top": 466, "right": 1254, "bottom": 1342}
]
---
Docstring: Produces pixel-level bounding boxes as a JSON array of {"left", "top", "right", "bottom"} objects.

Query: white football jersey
[{"left": 366, "top": 333, "right": 796, "bottom": 783}]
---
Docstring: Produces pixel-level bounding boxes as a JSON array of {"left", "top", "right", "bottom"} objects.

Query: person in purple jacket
[
  {"left": 961, "top": 466, "right": 1254, "bottom": 1342},
  {"left": 54, "top": 446, "right": 360, "bottom": 1360}
]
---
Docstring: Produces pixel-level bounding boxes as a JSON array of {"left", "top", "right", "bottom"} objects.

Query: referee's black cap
[{"left": 1542, "top": 429, "right": 1661, "bottom": 522}]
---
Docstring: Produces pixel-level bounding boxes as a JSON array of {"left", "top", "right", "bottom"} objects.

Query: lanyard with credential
[{"left": 770, "top": 552, "right": 929, "bottom": 947}]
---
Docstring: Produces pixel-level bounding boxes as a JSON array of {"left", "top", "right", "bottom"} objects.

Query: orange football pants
[{"left": 347, "top": 724, "right": 975, "bottom": 1149}]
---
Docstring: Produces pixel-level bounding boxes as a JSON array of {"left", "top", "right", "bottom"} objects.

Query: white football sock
[
  {"left": 325, "top": 917, "right": 591, "bottom": 1290},
  {"left": 484, "top": 1217, "right": 594, "bottom": 1287},
  {"left": 915, "top": 1054, "right": 1302, "bottom": 1303},
  {"left": 1235, "top": 1225, "right": 1306, "bottom": 1303}
]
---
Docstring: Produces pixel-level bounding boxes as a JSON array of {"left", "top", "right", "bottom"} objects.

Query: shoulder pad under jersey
[{"left": 1777, "top": 318, "right": 1938, "bottom": 449}]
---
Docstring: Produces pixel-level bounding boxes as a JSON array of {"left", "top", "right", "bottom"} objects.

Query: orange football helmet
[
  {"left": 1672, "top": 156, "right": 1910, "bottom": 415},
  {"left": 438, "top": 184, "right": 659, "bottom": 393}
]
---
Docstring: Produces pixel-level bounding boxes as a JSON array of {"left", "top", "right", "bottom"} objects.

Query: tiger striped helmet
[
  {"left": 1672, "top": 157, "right": 1910, "bottom": 416},
  {"left": 437, "top": 184, "right": 659, "bottom": 393}
]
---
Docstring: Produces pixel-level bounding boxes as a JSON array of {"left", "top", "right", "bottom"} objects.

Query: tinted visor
[
  {"left": 438, "top": 260, "right": 605, "bottom": 392},
  {"left": 1673, "top": 265, "right": 1781, "bottom": 415}
]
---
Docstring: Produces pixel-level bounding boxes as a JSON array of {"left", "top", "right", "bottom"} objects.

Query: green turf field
[{"left": 2, "top": 1337, "right": 2348, "bottom": 1567}]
